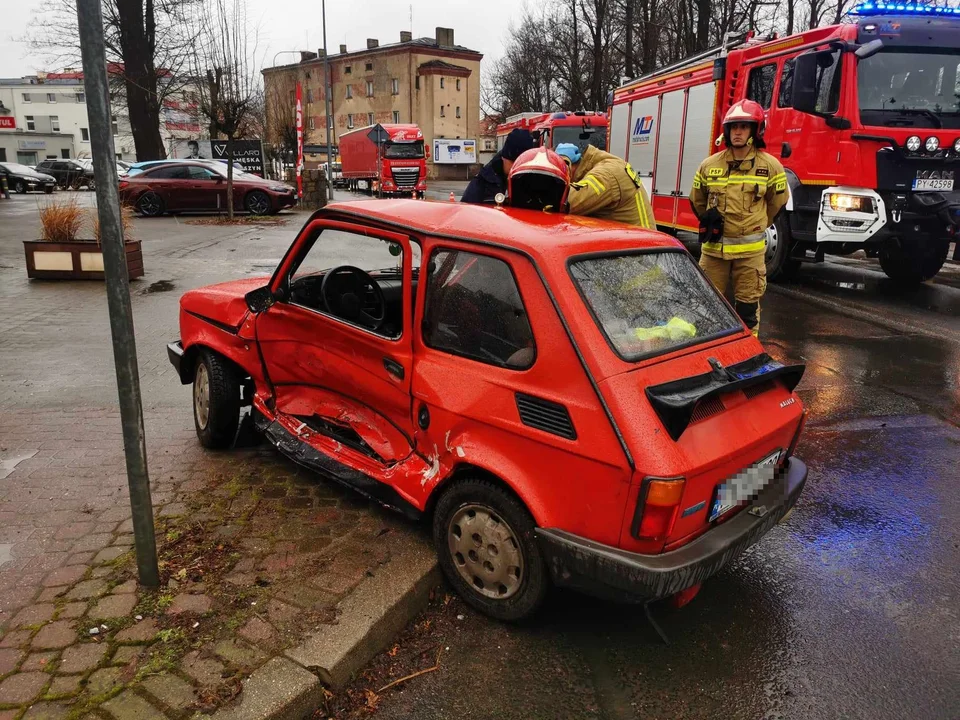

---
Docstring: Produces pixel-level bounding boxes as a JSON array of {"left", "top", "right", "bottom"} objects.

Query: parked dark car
[
  {"left": 119, "top": 162, "right": 296, "bottom": 216},
  {"left": 35, "top": 159, "right": 96, "bottom": 190},
  {"left": 0, "top": 163, "right": 56, "bottom": 193}
]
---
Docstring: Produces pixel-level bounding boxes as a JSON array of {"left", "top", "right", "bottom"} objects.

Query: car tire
[
  {"left": 14, "top": 180, "right": 26, "bottom": 194},
  {"left": 193, "top": 349, "right": 241, "bottom": 449},
  {"left": 136, "top": 191, "right": 165, "bottom": 217},
  {"left": 44, "top": 186, "right": 53, "bottom": 194},
  {"left": 244, "top": 190, "right": 271, "bottom": 216},
  {"left": 433, "top": 477, "right": 549, "bottom": 622},
  {"left": 879, "top": 237, "right": 949, "bottom": 284}
]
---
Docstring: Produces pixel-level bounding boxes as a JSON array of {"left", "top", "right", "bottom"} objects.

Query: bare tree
[
  {"left": 262, "top": 71, "right": 300, "bottom": 176},
  {"left": 26, "top": 0, "right": 200, "bottom": 160},
  {"left": 190, "top": 0, "right": 261, "bottom": 219}
]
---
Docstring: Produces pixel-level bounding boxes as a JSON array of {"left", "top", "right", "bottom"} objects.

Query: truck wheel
[
  {"left": 433, "top": 477, "right": 549, "bottom": 622},
  {"left": 193, "top": 349, "right": 241, "bottom": 449},
  {"left": 879, "top": 238, "right": 949, "bottom": 284},
  {"left": 765, "top": 215, "right": 799, "bottom": 281}
]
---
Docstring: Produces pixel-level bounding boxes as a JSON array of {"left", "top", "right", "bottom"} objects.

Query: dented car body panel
[{"left": 170, "top": 200, "right": 808, "bottom": 603}]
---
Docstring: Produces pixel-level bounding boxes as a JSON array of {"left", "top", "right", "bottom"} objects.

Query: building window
[
  {"left": 347, "top": 113, "right": 354, "bottom": 129},
  {"left": 391, "top": 78, "right": 399, "bottom": 95},
  {"left": 0, "top": 149, "right": 5, "bottom": 162},
  {"left": 365, "top": 62, "right": 373, "bottom": 72},
  {"left": 440, "top": 77, "right": 445, "bottom": 89},
  {"left": 415, "top": 77, "right": 420, "bottom": 90},
  {"left": 111, "top": 115, "right": 118, "bottom": 135},
  {"left": 76, "top": 92, "right": 85, "bottom": 103},
  {"left": 366, "top": 80, "right": 374, "bottom": 97},
  {"left": 61, "top": 149, "right": 70, "bottom": 159},
  {"left": 367, "top": 112, "right": 374, "bottom": 126},
  {"left": 47, "top": 93, "right": 56, "bottom": 103},
  {"left": 25, "top": 115, "right": 35, "bottom": 131},
  {"left": 456, "top": 106, "right": 461, "bottom": 118},
  {"left": 346, "top": 85, "right": 353, "bottom": 99},
  {"left": 345, "top": 65, "right": 352, "bottom": 74},
  {"left": 51, "top": 115, "right": 60, "bottom": 132},
  {"left": 439, "top": 106, "right": 445, "bottom": 117},
  {"left": 308, "top": 117, "right": 315, "bottom": 130},
  {"left": 81, "top": 127, "right": 90, "bottom": 141},
  {"left": 306, "top": 88, "right": 313, "bottom": 103},
  {"left": 456, "top": 79, "right": 461, "bottom": 91},
  {"left": 22, "top": 93, "right": 31, "bottom": 103},
  {"left": 392, "top": 110, "right": 400, "bottom": 123}
]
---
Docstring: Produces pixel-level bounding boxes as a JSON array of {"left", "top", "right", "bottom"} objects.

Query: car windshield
[
  {"left": 569, "top": 251, "right": 742, "bottom": 361},
  {"left": 551, "top": 126, "right": 607, "bottom": 151},
  {"left": 383, "top": 141, "right": 424, "bottom": 159},
  {"left": 858, "top": 48, "right": 960, "bottom": 129},
  {"left": 1, "top": 163, "right": 37, "bottom": 174}
]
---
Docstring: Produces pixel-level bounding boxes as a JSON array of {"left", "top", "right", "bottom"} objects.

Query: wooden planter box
[{"left": 24, "top": 240, "right": 143, "bottom": 281}]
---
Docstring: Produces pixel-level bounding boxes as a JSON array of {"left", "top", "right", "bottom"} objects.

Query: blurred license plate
[
  {"left": 913, "top": 179, "right": 953, "bottom": 191},
  {"left": 709, "top": 450, "right": 782, "bottom": 522}
]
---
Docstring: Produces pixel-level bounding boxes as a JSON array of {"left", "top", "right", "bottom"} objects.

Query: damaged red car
[{"left": 167, "top": 201, "right": 808, "bottom": 620}]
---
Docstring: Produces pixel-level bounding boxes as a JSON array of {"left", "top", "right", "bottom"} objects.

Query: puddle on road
[
  {"left": 0, "top": 449, "right": 38, "bottom": 480},
  {"left": 0, "top": 544, "right": 11, "bottom": 570},
  {"left": 246, "top": 260, "right": 282, "bottom": 275},
  {"left": 142, "top": 280, "right": 175, "bottom": 294}
]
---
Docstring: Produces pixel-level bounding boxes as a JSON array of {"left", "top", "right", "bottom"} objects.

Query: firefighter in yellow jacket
[
  {"left": 555, "top": 143, "right": 655, "bottom": 229},
  {"left": 690, "top": 100, "right": 787, "bottom": 337}
]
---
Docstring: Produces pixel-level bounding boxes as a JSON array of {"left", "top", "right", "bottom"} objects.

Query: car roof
[{"left": 319, "top": 200, "right": 682, "bottom": 262}]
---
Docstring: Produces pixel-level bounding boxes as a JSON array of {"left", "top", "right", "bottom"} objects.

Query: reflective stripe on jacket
[
  {"left": 689, "top": 147, "right": 788, "bottom": 258},
  {"left": 567, "top": 146, "right": 655, "bottom": 229}
]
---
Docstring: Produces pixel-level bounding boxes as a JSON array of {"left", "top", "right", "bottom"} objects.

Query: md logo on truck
[{"left": 632, "top": 116, "right": 654, "bottom": 145}]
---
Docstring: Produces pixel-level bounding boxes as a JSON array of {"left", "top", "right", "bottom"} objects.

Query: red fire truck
[
  {"left": 497, "top": 111, "right": 609, "bottom": 154},
  {"left": 339, "top": 123, "right": 427, "bottom": 198},
  {"left": 607, "top": 3, "right": 960, "bottom": 283}
]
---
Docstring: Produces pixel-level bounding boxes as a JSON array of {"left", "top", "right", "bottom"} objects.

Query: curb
[{"left": 212, "top": 536, "right": 441, "bottom": 719}]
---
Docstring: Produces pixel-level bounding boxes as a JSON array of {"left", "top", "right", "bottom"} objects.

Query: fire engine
[
  {"left": 607, "top": 2, "right": 960, "bottom": 283},
  {"left": 497, "top": 111, "right": 609, "bottom": 154}
]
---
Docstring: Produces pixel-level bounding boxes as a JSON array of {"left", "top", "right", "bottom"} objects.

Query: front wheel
[
  {"left": 765, "top": 214, "right": 800, "bottom": 281},
  {"left": 193, "top": 349, "right": 241, "bottom": 449},
  {"left": 879, "top": 238, "right": 949, "bottom": 284},
  {"left": 433, "top": 477, "right": 549, "bottom": 621},
  {"left": 14, "top": 180, "right": 26, "bottom": 194},
  {"left": 244, "top": 190, "right": 271, "bottom": 216}
]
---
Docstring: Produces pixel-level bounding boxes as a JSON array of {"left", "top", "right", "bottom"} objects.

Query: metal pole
[
  {"left": 76, "top": 0, "right": 159, "bottom": 587},
  {"left": 322, "top": 0, "right": 335, "bottom": 200}
]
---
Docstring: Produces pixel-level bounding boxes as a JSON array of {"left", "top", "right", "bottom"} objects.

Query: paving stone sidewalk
[{"left": 0, "top": 204, "right": 431, "bottom": 719}]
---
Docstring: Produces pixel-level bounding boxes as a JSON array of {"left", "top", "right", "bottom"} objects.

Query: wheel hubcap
[
  {"left": 141, "top": 195, "right": 158, "bottom": 214},
  {"left": 194, "top": 363, "right": 210, "bottom": 429},
  {"left": 447, "top": 504, "right": 524, "bottom": 600},
  {"left": 250, "top": 195, "right": 268, "bottom": 214},
  {"left": 764, "top": 223, "right": 779, "bottom": 263}
]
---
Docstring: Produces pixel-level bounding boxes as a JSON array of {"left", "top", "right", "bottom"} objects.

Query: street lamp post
[{"left": 322, "top": 0, "right": 334, "bottom": 200}]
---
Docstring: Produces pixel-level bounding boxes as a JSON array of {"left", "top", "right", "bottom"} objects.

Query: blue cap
[{"left": 555, "top": 143, "right": 582, "bottom": 164}]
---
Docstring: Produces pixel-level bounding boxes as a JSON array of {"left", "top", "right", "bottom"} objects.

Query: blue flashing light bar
[{"left": 850, "top": 1, "right": 960, "bottom": 14}]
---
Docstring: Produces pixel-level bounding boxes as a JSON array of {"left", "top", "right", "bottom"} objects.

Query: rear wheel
[
  {"left": 879, "top": 237, "right": 949, "bottom": 284},
  {"left": 433, "top": 477, "right": 549, "bottom": 621},
  {"left": 244, "top": 190, "right": 271, "bottom": 215},
  {"left": 136, "top": 191, "right": 165, "bottom": 217},
  {"left": 765, "top": 214, "right": 800, "bottom": 281},
  {"left": 193, "top": 349, "right": 241, "bottom": 449}
]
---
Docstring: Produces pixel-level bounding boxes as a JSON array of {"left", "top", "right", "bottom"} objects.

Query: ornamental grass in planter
[{"left": 24, "top": 198, "right": 143, "bottom": 280}]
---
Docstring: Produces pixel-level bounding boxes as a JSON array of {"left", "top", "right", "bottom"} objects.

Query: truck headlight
[
  {"left": 827, "top": 193, "right": 875, "bottom": 213},
  {"left": 905, "top": 135, "right": 922, "bottom": 152},
  {"left": 925, "top": 136, "right": 940, "bottom": 153},
  {"left": 953, "top": 137, "right": 960, "bottom": 153}
]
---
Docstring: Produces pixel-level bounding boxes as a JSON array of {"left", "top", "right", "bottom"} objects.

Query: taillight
[
  {"left": 631, "top": 477, "right": 685, "bottom": 541},
  {"left": 118, "top": 180, "right": 128, "bottom": 190}
]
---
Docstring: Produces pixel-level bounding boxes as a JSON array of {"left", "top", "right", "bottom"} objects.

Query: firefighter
[
  {"left": 554, "top": 142, "right": 655, "bottom": 229},
  {"left": 461, "top": 129, "right": 536, "bottom": 204},
  {"left": 690, "top": 99, "right": 787, "bottom": 337}
]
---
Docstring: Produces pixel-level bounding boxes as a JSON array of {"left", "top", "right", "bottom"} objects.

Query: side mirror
[
  {"left": 792, "top": 52, "right": 822, "bottom": 115},
  {"left": 245, "top": 286, "right": 276, "bottom": 314},
  {"left": 855, "top": 39, "right": 883, "bottom": 60}
]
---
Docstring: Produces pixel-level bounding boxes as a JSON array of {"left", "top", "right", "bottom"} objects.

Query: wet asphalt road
[{"left": 357, "top": 260, "right": 960, "bottom": 720}]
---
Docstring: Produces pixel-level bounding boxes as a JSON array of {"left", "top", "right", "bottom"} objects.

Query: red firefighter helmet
[
  {"left": 722, "top": 100, "right": 766, "bottom": 148},
  {"left": 507, "top": 147, "right": 570, "bottom": 211}
]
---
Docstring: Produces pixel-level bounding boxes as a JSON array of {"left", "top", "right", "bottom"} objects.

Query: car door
[
  {"left": 184, "top": 165, "right": 226, "bottom": 211},
  {"left": 253, "top": 217, "right": 427, "bottom": 494},
  {"left": 146, "top": 165, "right": 190, "bottom": 209}
]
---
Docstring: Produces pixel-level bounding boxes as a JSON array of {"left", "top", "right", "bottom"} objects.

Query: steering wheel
[{"left": 320, "top": 265, "right": 386, "bottom": 331}]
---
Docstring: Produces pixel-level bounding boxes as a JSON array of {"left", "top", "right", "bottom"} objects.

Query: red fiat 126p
[{"left": 167, "top": 200, "right": 807, "bottom": 620}]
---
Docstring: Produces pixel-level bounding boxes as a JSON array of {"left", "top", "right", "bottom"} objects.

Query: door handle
[{"left": 383, "top": 357, "right": 405, "bottom": 380}]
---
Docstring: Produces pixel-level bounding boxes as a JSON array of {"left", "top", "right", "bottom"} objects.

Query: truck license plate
[
  {"left": 913, "top": 179, "right": 954, "bottom": 191},
  {"left": 709, "top": 450, "right": 782, "bottom": 522}
]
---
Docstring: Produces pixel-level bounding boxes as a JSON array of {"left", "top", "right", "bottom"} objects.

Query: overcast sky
[{"left": 1, "top": 0, "right": 525, "bottom": 78}]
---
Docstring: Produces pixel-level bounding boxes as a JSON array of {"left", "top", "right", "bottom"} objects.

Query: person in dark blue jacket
[{"left": 461, "top": 129, "right": 536, "bottom": 204}]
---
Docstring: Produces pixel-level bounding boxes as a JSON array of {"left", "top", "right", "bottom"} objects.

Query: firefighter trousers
[{"left": 699, "top": 252, "right": 766, "bottom": 337}]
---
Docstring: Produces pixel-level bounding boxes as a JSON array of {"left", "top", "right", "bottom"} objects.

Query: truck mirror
[
  {"left": 855, "top": 39, "right": 883, "bottom": 60},
  {"left": 792, "top": 52, "right": 821, "bottom": 116}
]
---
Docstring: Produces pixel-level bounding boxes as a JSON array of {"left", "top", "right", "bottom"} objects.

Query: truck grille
[{"left": 391, "top": 167, "right": 420, "bottom": 188}]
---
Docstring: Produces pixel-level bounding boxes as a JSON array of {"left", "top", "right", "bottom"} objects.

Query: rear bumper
[{"left": 536, "top": 457, "right": 807, "bottom": 603}]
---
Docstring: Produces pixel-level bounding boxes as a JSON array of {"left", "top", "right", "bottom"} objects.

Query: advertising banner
[{"left": 433, "top": 138, "right": 476, "bottom": 164}]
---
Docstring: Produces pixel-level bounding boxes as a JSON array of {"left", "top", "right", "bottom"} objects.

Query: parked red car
[
  {"left": 120, "top": 161, "right": 295, "bottom": 216},
  {"left": 167, "top": 201, "right": 808, "bottom": 620}
]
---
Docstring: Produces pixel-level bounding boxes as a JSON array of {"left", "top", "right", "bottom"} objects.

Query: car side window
[
  {"left": 422, "top": 249, "right": 536, "bottom": 370},
  {"left": 188, "top": 166, "right": 217, "bottom": 180},
  {"left": 815, "top": 50, "right": 843, "bottom": 115},
  {"left": 746, "top": 63, "right": 777, "bottom": 109},
  {"left": 148, "top": 166, "right": 189, "bottom": 179}
]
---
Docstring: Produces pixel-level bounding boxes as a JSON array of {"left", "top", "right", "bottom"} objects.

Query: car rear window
[{"left": 569, "top": 250, "right": 742, "bottom": 361}]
